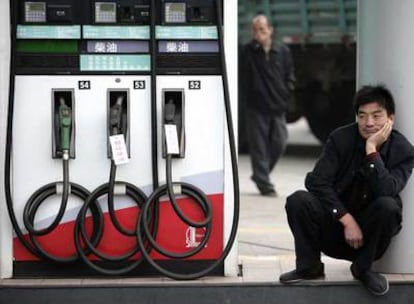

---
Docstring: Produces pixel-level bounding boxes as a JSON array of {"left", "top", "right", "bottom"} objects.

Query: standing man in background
[{"left": 241, "top": 14, "right": 295, "bottom": 196}]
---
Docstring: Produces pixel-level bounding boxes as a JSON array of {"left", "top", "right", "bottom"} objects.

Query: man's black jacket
[
  {"left": 241, "top": 40, "right": 295, "bottom": 116},
  {"left": 306, "top": 123, "right": 414, "bottom": 219}
]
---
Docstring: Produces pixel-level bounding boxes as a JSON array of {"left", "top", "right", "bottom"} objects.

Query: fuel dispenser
[
  {"left": 7, "top": 0, "right": 154, "bottom": 275},
  {"left": 3, "top": 0, "right": 239, "bottom": 279},
  {"left": 128, "top": 0, "right": 240, "bottom": 279}
]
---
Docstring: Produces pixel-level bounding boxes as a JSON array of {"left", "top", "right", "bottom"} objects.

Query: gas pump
[{"left": 3, "top": 0, "right": 238, "bottom": 279}]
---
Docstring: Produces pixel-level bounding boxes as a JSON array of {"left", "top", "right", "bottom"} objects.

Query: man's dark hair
[{"left": 353, "top": 84, "right": 395, "bottom": 115}]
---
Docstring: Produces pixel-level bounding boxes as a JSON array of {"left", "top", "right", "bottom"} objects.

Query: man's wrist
[
  {"left": 366, "top": 143, "right": 377, "bottom": 155},
  {"left": 338, "top": 212, "right": 353, "bottom": 227}
]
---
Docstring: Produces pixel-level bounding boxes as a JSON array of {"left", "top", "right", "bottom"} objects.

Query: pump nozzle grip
[
  {"left": 109, "top": 96, "right": 124, "bottom": 135},
  {"left": 164, "top": 100, "right": 176, "bottom": 123},
  {"left": 59, "top": 97, "right": 72, "bottom": 151}
]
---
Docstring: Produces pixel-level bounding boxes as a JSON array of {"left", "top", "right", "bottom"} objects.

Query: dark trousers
[
  {"left": 246, "top": 110, "right": 288, "bottom": 191},
  {"left": 286, "top": 190, "right": 402, "bottom": 273}
]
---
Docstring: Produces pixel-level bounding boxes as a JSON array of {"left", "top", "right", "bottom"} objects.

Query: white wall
[{"left": 358, "top": 0, "right": 414, "bottom": 273}]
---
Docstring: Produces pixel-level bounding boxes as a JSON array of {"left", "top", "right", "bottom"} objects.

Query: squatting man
[{"left": 279, "top": 85, "right": 414, "bottom": 296}]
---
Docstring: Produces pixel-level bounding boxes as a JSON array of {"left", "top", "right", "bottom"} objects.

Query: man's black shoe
[
  {"left": 350, "top": 264, "right": 389, "bottom": 296},
  {"left": 260, "top": 188, "right": 277, "bottom": 197},
  {"left": 279, "top": 263, "right": 325, "bottom": 284},
  {"left": 251, "top": 176, "right": 277, "bottom": 197}
]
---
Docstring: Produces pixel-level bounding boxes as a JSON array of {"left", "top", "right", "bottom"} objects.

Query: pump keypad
[
  {"left": 24, "top": 2, "right": 47, "bottom": 23},
  {"left": 164, "top": 3, "right": 186, "bottom": 23},
  {"left": 95, "top": 2, "right": 117, "bottom": 23}
]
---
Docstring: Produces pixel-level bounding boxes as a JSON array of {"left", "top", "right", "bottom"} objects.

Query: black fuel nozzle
[
  {"left": 164, "top": 99, "right": 176, "bottom": 124},
  {"left": 162, "top": 90, "right": 185, "bottom": 158},
  {"left": 109, "top": 96, "right": 124, "bottom": 136}
]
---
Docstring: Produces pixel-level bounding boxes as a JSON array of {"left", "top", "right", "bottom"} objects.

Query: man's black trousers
[
  {"left": 245, "top": 110, "right": 287, "bottom": 192},
  {"left": 286, "top": 190, "right": 402, "bottom": 273}
]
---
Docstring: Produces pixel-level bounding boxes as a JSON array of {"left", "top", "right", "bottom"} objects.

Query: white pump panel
[{"left": 12, "top": 75, "right": 153, "bottom": 230}]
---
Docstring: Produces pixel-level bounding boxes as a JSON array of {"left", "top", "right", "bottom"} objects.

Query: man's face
[
  {"left": 252, "top": 18, "right": 273, "bottom": 46},
  {"left": 357, "top": 101, "right": 394, "bottom": 139}
]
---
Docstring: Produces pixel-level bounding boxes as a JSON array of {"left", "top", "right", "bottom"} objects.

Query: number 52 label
[{"left": 189, "top": 80, "right": 201, "bottom": 90}]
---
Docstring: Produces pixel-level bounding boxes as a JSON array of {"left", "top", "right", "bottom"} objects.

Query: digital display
[
  {"left": 28, "top": 3, "right": 45, "bottom": 11},
  {"left": 24, "top": 2, "right": 46, "bottom": 23},
  {"left": 164, "top": 2, "right": 186, "bottom": 23},
  {"left": 80, "top": 54, "right": 151, "bottom": 71},
  {"left": 100, "top": 3, "right": 116, "bottom": 12}
]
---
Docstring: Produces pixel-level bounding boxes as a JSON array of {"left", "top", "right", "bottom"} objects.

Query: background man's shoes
[
  {"left": 260, "top": 188, "right": 277, "bottom": 197},
  {"left": 350, "top": 264, "right": 389, "bottom": 296},
  {"left": 251, "top": 176, "right": 277, "bottom": 197},
  {"left": 279, "top": 262, "right": 325, "bottom": 284}
]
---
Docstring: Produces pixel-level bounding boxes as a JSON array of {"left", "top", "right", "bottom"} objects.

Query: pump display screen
[
  {"left": 164, "top": 3, "right": 186, "bottom": 23},
  {"left": 95, "top": 2, "right": 117, "bottom": 23},
  {"left": 24, "top": 2, "right": 46, "bottom": 23},
  {"left": 100, "top": 3, "right": 115, "bottom": 11}
]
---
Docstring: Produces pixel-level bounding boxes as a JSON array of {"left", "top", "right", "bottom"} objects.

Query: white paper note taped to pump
[
  {"left": 109, "top": 134, "right": 129, "bottom": 165},
  {"left": 164, "top": 124, "right": 180, "bottom": 155}
]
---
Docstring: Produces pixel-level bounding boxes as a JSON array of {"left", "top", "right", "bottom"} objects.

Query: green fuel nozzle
[{"left": 59, "top": 97, "right": 72, "bottom": 152}]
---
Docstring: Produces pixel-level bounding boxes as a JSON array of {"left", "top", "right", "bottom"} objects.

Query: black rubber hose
[
  {"left": 138, "top": 179, "right": 212, "bottom": 259},
  {"left": 24, "top": 182, "right": 103, "bottom": 263},
  {"left": 210, "top": 0, "right": 241, "bottom": 275},
  {"left": 135, "top": 156, "right": 212, "bottom": 272},
  {"left": 147, "top": 0, "right": 161, "bottom": 258},
  {"left": 23, "top": 157, "right": 70, "bottom": 236},
  {"left": 74, "top": 181, "right": 149, "bottom": 275},
  {"left": 107, "top": 160, "right": 136, "bottom": 236},
  {"left": 165, "top": 154, "right": 212, "bottom": 227},
  {"left": 3, "top": 0, "right": 41, "bottom": 258}
]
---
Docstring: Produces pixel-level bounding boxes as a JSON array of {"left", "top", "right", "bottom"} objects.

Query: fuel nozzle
[
  {"left": 164, "top": 99, "right": 176, "bottom": 123},
  {"left": 107, "top": 91, "right": 130, "bottom": 159},
  {"left": 59, "top": 97, "right": 72, "bottom": 154},
  {"left": 162, "top": 89, "right": 185, "bottom": 158},
  {"left": 109, "top": 96, "right": 124, "bottom": 136}
]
